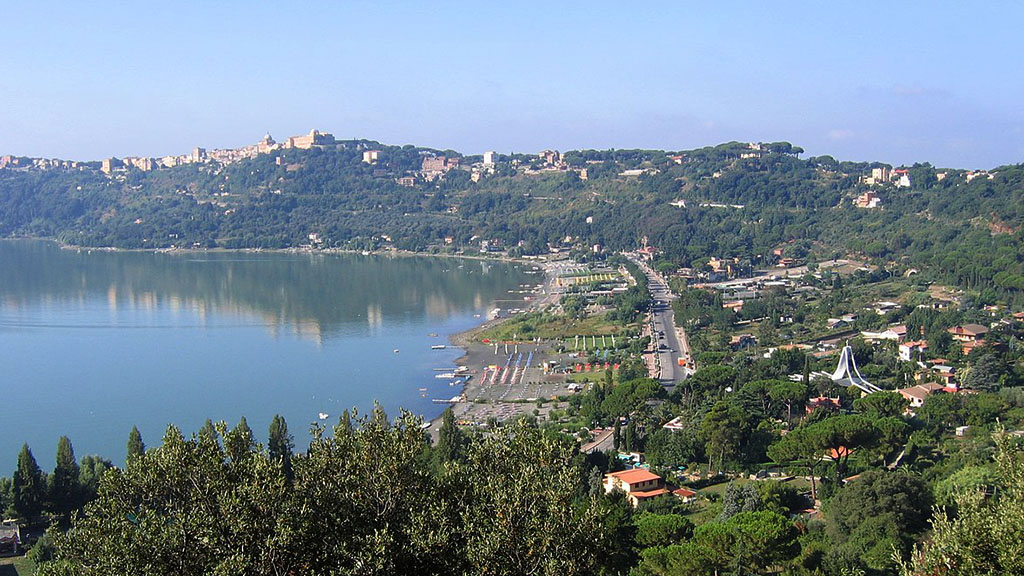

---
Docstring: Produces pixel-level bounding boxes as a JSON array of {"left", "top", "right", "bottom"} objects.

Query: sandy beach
[{"left": 426, "top": 260, "right": 577, "bottom": 439}]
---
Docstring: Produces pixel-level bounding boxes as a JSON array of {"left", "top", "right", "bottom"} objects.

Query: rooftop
[
  {"left": 607, "top": 469, "right": 661, "bottom": 484},
  {"left": 949, "top": 324, "right": 989, "bottom": 336},
  {"left": 631, "top": 487, "right": 670, "bottom": 499}
]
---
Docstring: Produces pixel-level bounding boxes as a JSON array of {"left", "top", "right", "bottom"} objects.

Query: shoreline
[
  {"left": 33, "top": 236, "right": 544, "bottom": 266},
  {"left": 427, "top": 259, "right": 564, "bottom": 438}
]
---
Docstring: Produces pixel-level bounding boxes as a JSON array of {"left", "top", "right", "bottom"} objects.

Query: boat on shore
[{"left": 432, "top": 395, "right": 464, "bottom": 404}]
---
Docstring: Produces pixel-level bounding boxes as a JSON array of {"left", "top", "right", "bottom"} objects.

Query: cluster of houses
[
  {"left": 861, "top": 166, "right": 912, "bottom": 188},
  {"left": 600, "top": 316, "right": 1013, "bottom": 509},
  {"left": 859, "top": 320, "right": 998, "bottom": 412},
  {"left": 855, "top": 190, "right": 882, "bottom": 209}
]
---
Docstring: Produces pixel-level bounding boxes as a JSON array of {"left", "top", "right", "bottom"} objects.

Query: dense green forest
[
  {"left": 2, "top": 140, "right": 1023, "bottom": 304},
  {"left": 8, "top": 379, "right": 1022, "bottom": 575}
]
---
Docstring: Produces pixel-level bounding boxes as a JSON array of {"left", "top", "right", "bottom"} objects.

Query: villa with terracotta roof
[
  {"left": 948, "top": 324, "right": 988, "bottom": 342},
  {"left": 948, "top": 324, "right": 989, "bottom": 355},
  {"left": 806, "top": 396, "right": 841, "bottom": 415},
  {"left": 603, "top": 469, "right": 669, "bottom": 507},
  {"left": 898, "top": 382, "right": 948, "bottom": 410}
]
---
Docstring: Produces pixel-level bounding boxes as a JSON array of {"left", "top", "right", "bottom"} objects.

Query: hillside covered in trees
[{"left": 2, "top": 140, "right": 1023, "bottom": 305}]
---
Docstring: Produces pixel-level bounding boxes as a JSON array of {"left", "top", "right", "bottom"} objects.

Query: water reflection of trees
[{"left": 0, "top": 241, "right": 531, "bottom": 339}]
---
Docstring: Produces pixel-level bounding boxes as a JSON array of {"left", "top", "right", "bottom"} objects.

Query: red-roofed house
[
  {"left": 887, "top": 324, "right": 908, "bottom": 341},
  {"left": 603, "top": 469, "right": 668, "bottom": 507},
  {"left": 673, "top": 487, "right": 698, "bottom": 503},
  {"left": 948, "top": 324, "right": 989, "bottom": 342},
  {"left": 806, "top": 396, "right": 841, "bottom": 415},
  {"left": 899, "top": 340, "right": 928, "bottom": 362},
  {"left": 960, "top": 339, "right": 990, "bottom": 356},
  {"left": 898, "top": 382, "right": 947, "bottom": 410},
  {"left": 638, "top": 245, "right": 659, "bottom": 261},
  {"left": 947, "top": 324, "right": 990, "bottom": 355}
]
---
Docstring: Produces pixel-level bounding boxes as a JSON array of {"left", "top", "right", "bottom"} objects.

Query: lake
[{"left": 0, "top": 240, "right": 534, "bottom": 473}]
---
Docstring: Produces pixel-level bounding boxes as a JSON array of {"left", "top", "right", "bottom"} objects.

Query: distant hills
[{"left": 1, "top": 138, "right": 1022, "bottom": 303}]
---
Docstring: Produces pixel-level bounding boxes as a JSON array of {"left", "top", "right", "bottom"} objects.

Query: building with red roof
[{"left": 603, "top": 469, "right": 668, "bottom": 507}]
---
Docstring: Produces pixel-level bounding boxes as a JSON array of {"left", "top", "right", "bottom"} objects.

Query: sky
[{"left": 1, "top": 2, "right": 1022, "bottom": 169}]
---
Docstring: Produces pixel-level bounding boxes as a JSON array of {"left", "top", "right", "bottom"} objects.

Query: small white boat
[
  {"left": 435, "top": 372, "right": 456, "bottom": 379},
  {"left": 318, "top": 412, "right": 329, "bottom": 420},
  {"left": 431, "top": 345, "right": 446, "bottom": 350},
  {"left": 393, "top": 349, "right": 400, "bottom": 353}
]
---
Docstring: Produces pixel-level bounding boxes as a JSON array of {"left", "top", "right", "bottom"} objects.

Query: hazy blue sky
[{"left": 1, "top": 2, "right": 1021, "bottom": 168}]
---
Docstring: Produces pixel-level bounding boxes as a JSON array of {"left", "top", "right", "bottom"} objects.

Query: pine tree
[
  {"left": 225, "top": 417, "right": 254, "bottom": 463},
  {"left": 268, "top": 414, "right": 294, "bottom": 481},
  {"left": 437, "top": 407, "right": 466, "bottom": 463},
  {"left": 198, "top": 419, "right": 218, "bottom": 444},
  {"left": 12, "top": 444, "right": 45, "bottom": 519},
  {"left": 336, "top": 409, "right": 354, "bottom": 439},
  {"left": 50, "top": 436, "right": 81, "bottom": 516},
  {"left": 718, "top": 482, "right": 760, "bottom": 520},
  {"left": 369, "top": 402, "right": 390, "bottom": 430},
  {"left": 127, "top": 426, "right": 145, "bottom": 460},
  {"left": 78, "top": 455, "right": 112, "bottom": 503}
]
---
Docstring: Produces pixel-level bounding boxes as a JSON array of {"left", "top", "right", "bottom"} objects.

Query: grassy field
[
  {"left": 478, "top": 310, "right": 633, "bottom": 343},
  {"left": 563, "top": 332, "right": 625, "bottom": 351},
  {"left": 0, "top": 556, "right": 35, "bottom": 576},
  {"left": 567, "top": 369, "right": 614, "bottom": 383}
]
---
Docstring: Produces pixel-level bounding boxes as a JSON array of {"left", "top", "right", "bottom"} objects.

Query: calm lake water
[{"left": 0, "top": 240, "right": 534, "bottom": 473}]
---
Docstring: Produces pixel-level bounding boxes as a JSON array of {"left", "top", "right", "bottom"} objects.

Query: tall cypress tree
[
  {"left": 624, "top": 421, "right": 636, "bottom": 453},
  {"left": 51, "top": 436, "right": 81, "bottom": 516},
  {"left": 127, "top": 426, "right": 145, "bottom": 460},
  {"left": 225, "top": 417, "right": 254, "bottom": 463},
  {"left": 437, "top": 407, "right": 466, "bottom": 463},
  {"left": 336, "top": 409, "right": 354, "bottom": 439},
  {"left": 198, "top": 419, "right": 218, "bottom": 444},
  {"left": 268, "top": 414, "right": 294, "bottom": 481},
  {"left": 12, "top": 444, "right": 45, "bottom": 519}
]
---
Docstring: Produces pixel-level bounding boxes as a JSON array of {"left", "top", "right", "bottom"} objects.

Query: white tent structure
[{"left": 831, "top": 343, "right": 882, "bottom": 394}]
